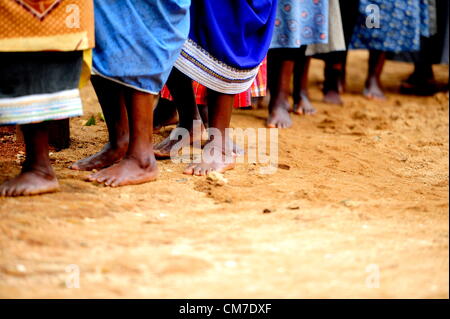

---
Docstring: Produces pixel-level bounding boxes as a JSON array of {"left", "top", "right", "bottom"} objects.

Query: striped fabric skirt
[
  {"left": 174, "top": 0, "right": 276, "bottom": 95},
  {"left": 0, "top": 51, "right": 83, "bottom": 126}
]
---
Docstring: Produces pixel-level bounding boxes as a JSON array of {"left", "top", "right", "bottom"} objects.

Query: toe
[
  {"left": 266, "top": 118, "right": 276, "bottom": 128},
  {"left": 19, "top": 185, "right": 32, "bottom": 196},
  {"left": 111, "top": 177, "right": 126, "bottom": 187},
  {"left": 194, "top": 166, "right": 203, "bottom": 176},
  {"left": 87, "top": 172, "right": 99, "bottom": 181},
  {"left": 110, "top": 177, "right": 123, "bottom": 188},
  {"left": 0, "top": 184, "right": 7, "bottom": 197},
  {"left": 96, "top": 175, "right": 109, "bottom": 183},
  {"left": 104, "top": 176, "right": 116, "bottom": 186},
  {"left": 6, "top": 185, "right": 17, "bottom": 197},
  {"left": 183, "top": 164, "right": 195, "bottom": 175}
]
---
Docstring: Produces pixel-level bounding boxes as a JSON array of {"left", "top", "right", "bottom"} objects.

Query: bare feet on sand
[
  {"left": 88, "top": 155, "right": 158, "bottom": 187},
  {"left": 183, "top": 140, "right": 235, "bottom": 176},
  {"left": 155, "top": 126, "right": 245, "bottom": 159},
  {"left": 364, "top": 77, "right": 386, "bottom": 101},
  {"left": 0, "top": 168, "right": 59, "bottom": 197},
  {"left": 293, "top": 94, "right": 316, "bottom": 115},
  {"left": 70, "top": 142, "right": 128, "bottom": 171},
  {"left": 154, "top": 126, "right": 203, "bottom": 159},
  {"left": 267, "top": 95, "right": 292, "bottom": 128},
  {"left": 323, "top": 90, "right": 343, "bottom": 105}
]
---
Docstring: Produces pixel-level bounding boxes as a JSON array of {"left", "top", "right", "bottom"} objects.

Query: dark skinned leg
[
  {"left": 184, "top": 90, "right": 235, "bottom": 175},
  {"left": 267, "top": 49, "right": 294, "bottom": 128},
  {"left": 153, "top": 98, "right": 179, "bottom": 133},
  {"left": 400, "top": 38, "right": 438, "bottom": 96},
  {"left": 154, "top": 68, "right": 204, "bottom": 158},
  {"left": 364, "top": 50, "right": 386, "bottom": 100},
  {"left": 323, "top": 51, "right": 346, "bottom": 105},
  {"left": 400, "top": 61, "right": 437, "bottom": 96},
  {"left": 197, "top": 104, "right": 209, "bottom": 127},
  {"left": 154, "top": 69, "right": 243, "bottom": 158},
  {"left": 0, "top": 122, "right": 59, "bottom": 197},
  {"left": 88, "top": 88, "right": 158, "bottom": 187},
  {"left": 70, "top": 76, "right": 129, "bottom": 171},
  {"left": 293, "top": 50, "right": 316, "bottom": 115}
]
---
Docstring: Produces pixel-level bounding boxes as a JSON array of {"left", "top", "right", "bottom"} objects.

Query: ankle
[
  {"left": 126, "top": 147, "right": 156, "bottom": 167},
  {"left": 22, "top": 161, "right": 55, "bottom": 178},
  {"left": 110, "top": 138, "right": 129, "bottom": 151}
]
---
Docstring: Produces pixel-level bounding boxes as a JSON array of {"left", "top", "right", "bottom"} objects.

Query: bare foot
[
  {"left": 0, "top": 169, "right": 59, "bottom": 197},
  {"left": 267, "top": 98, "right": 292, "bottom": 128},
  {"left": 183, "top": 162, "right": 235, "bottom": 176},
  {"left": 70, "top": 142, "right": 127, "bottom": 171},
  {"left": 183, "top": 141, "right": 235, "bottom": 176},
  {"left": 156, "top": 126, "right": 245, "bottom": 158},
  {"left": 251, "top": 95, "right": 269, "bottom": 110},
  {"left": 400, "top": 76, "right": 440, "bottom": 96},
  {"left": 294, "top": 94, "right": 316, "bottom": 115},
  {"left": 183, "top": 161, "right": 235, "bottom": 176},
  {"left": 154, "top": 126, "right": 203, "bottom": 159},
  {"left": 323, "top": 90, "right": 343, "bottom": 105},
  {"left": 364, "top": 77, "right": 386, "bottom": 100},
  {"left": 88, "top": 156, "right": 158, "bottom": 187},
  {"left": 232, "top": 143, "right": 245, "bottom": 156}
]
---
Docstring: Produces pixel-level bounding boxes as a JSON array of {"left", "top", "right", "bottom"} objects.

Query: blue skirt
[
  {"left": 270, "top": 0, "right": 329, "bottom": 48},
  {"left": 174, "top": 0, "right": 277, "bottom": 94},
  {"left": 349, "top": 0, "right": 430, "bottom": 52},
  {"left": 92, "top": 0, "right": 191, "bottom": 94}
]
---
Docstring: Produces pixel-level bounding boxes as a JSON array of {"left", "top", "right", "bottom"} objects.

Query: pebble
[
  {"left": 16, "top": 264, "right": 27, "bottom": 273},
  {"left": 278, "top": 163, "right": 291, "bottom": 170},
  {"left": 206, "top": 171, "right": 228, "bottom": 186},
  {"left": 225, "top": 260, "right": 237, "bottom": 268}
]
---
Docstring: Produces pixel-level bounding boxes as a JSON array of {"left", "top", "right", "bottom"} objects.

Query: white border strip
[
  {"left": 0, "top": 89, "right": 79, "bottom": 106},
  {"left": 174, "top": 39, "right": 260, "bottom": 94},
  {"left": 0, "top": 89, "right": 83, "bottom": 125}
]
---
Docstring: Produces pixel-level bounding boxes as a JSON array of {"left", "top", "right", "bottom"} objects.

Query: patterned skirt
[
  {"left": 174, "top": 0, "right": 276, "bottom": 94},
  {"left": 349, "top": 0, "right": 431, "bottom": 52},
  {"left": 270, "top": 0, "right": 329, "bottom": 49}
]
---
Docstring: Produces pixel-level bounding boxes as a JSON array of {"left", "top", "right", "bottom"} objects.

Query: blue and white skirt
[{"left": 174, "top": 0, "right": 277, "bottom": 94}]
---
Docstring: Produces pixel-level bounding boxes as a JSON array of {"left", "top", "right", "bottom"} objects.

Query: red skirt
[{"left": 160, "top": 58, "right": 267, "bottom": 108}]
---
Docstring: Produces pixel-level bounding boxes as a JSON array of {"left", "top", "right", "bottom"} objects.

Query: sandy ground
[{"left": 0, "top": 51, "right": 448, "bottom": 298}]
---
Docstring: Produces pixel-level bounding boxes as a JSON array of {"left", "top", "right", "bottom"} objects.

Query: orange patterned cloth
[
  {"left": 0, "top": 0, "right": 94, "bottom": 52},
  {"left": 161, "top": 58, "right": 267, "bottom": 108}
]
